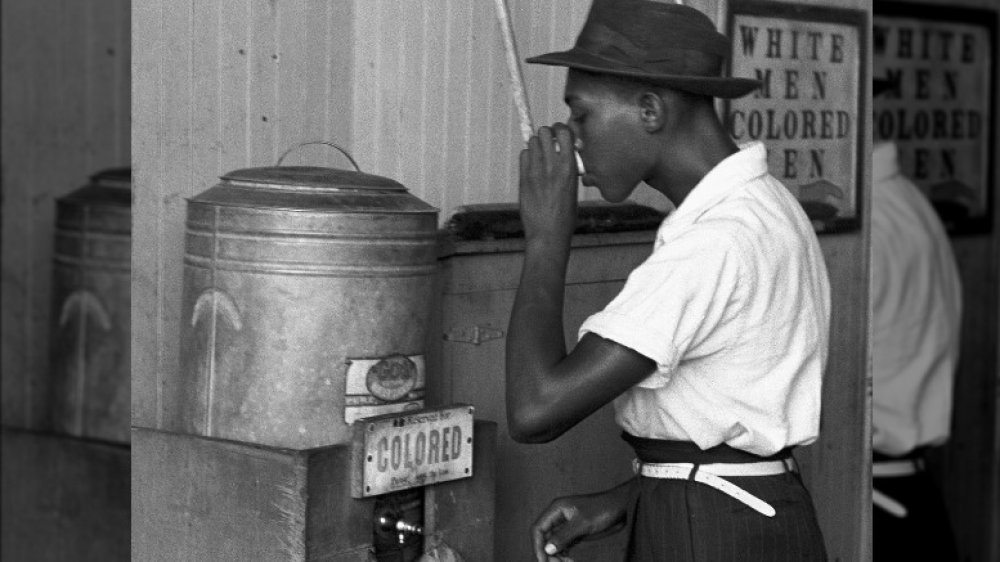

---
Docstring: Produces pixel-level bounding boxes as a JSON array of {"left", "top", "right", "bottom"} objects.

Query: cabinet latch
[{"left": 443, "top": 325, "right": 505, "bottom": 345}]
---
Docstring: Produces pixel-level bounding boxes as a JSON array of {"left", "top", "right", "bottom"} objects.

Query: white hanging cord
[{"left": 492, "top": 0, "right": 534, "bottom": 144}]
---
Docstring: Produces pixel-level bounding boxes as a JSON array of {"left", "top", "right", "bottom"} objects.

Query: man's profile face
[{"left": 564, "top": 70, "right": 651, "bottom": 203}]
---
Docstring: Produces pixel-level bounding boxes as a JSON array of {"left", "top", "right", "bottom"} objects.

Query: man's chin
[
  {"left": 597, "top": 189, "right": 630, "bottom": 204},
  {"left": 583, "top": 176, "right": 634, "bottom": 203}
]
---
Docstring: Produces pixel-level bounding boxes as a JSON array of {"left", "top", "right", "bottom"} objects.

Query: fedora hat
[{"left": 526, "top": 0, "right": 761, "bottom": 99}]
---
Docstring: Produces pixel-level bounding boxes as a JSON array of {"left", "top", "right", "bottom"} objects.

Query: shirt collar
[
  {"left": 873, "top": 141, "right": 899, "bottom": 184},
  {"left": 666, "top": 141, "right": 769, "bottom": 225}
]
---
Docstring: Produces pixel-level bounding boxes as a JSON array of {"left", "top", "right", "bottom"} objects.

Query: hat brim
[{"left": 527, "top": 49, "right": 762, "bottom": 99}]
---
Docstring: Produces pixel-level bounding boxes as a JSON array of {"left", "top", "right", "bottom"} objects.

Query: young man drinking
[{"left": 505, "top": 2, "right": 831, "bottom": 560}]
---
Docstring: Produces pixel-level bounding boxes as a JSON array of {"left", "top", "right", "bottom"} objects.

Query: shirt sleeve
[{"left": 578, "top": 226, "right": 746, "bottom": 389}]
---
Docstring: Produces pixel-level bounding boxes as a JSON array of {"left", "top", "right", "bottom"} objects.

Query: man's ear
[{"left": 638, "top": 91, "right": 666, "bottom": 133}]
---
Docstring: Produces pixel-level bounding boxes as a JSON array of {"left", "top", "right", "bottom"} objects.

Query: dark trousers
[
  {"left": 873, "top": 450, "right": 958, "bottom": 561},
  {"left": 622, "top": 433, "right": 828, "bottom": 562}
]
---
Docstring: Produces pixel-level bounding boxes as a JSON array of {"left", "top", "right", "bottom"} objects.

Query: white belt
[
  {"left": 872, "top": 489, "right": 909, "bottom": 518},
  {"left": 871, "top": 458, "right": 922, "bottom": 518},
  {"left": 632, "top": 458, "right": 796, "bottom": 518},
  {"left": 872, "top": 458, "right": 922, "bottom": 478}
]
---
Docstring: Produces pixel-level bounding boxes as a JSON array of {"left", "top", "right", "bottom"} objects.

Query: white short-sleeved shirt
[
  {"left": 579, "top": 142, "right": 831, "bottom": 456},
  {"left": 872, "top": 142, "right": 962, "bottom": 456}
]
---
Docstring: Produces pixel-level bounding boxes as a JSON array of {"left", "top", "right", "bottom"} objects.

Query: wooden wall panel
[
  {"left": 945, "top": 5, "right": 1000, "bottom": 562},
  {"left": 805, "top": 235, "right": 872, "bottom": 562},
  {"left": 941, "top": 237, "right": 1000, "bottom": 562},
  {"left": 350, "top": 0, "right": 588, "bottom": 219},
  {"left": 1, "top": 0, "right": 130, "bottom": 429},
  {"left": 345, "top": 0, "right": 738, "bottom": 218},
  {"left": 131, "top": 1, "right": 355, "bottom": 429},
  {"left": 1, "top": 0, "right": 36, "bottom": 429},
  {"left": 130, "top": 0, "right": 165, "bottom": 430}
]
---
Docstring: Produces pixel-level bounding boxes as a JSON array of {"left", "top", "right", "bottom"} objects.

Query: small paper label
[{"left": 344, "top": 354, "right": 425, "bottom": 424}]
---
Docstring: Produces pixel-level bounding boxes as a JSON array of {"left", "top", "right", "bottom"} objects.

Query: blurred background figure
[{"left": 871, "top": 75, "right": 963, "bottom": 561}]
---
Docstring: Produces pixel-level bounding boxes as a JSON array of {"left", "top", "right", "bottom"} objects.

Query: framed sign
[
  {"left": 874, "top": 2, "right": 997, "bottom": 235},
  {"left": 726, "top": 2, "right": 868, "bottom": 234},
  {"left": 351, "top": 405, "right": 475, "bottom": 498}
]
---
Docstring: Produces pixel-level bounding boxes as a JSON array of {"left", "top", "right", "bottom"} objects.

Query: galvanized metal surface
[
  {"left": 174, "top": 165, "right": 439, "bottom": 449},
  {"left": 50, "top": 168, "right": 132, "bottom": 443}
]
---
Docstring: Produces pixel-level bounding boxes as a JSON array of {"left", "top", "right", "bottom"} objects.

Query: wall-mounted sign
[
  {"left": 352, "top": 405, "right": 474, "bottom": 497},
  {"left": 874, "top": 2, "right": 996, "bottom": 235},
  {"left": 727, "top": 2, "right": 867, "bottom": 233}
]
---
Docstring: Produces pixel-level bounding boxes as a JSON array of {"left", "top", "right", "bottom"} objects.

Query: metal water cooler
[
  {"left": 50, "top": 167, "right": 133, "bottom": 442},
  {"left": 133, "top": 148, "right": 495, "bottom": 562},
  {"left": 2, "top": 168, "right": 132, "bottom": 561}
]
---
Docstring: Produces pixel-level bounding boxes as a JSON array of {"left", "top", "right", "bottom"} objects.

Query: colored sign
[
  {"left": 874, "top": 2, "right": 996, "bottom": 234},
  {"left": 355, "top": 405, "right": 474, "bottom": 497},
  {"left": 728, "top": 2, "right": 867, "bottom": 232}
]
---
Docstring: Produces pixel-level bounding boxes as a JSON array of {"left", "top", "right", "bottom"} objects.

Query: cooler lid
[
  {"left": 194, "top": 165, "right": 437, "bottom": 215},
  {"left": 220, "top": 166, "right": 407, "bottom": 192},
  {"left": 89, "top": 167, "right": 132, "bottom": 189},
  {"left": 59, "top": 167, "right": 132, "bottom": 208}
]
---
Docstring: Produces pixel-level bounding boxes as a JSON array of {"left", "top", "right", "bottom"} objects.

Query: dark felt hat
[{"left": 526, "top": 0, "right": 761, "bottom": 99}]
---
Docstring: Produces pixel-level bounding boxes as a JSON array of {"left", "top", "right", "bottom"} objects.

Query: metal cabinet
[{"left": 430, "top": 232, "right": 656, "bottom": 561}]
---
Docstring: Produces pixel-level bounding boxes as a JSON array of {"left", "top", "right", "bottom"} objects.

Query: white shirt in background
[
  {"left": 871, "top": 141, "right": 962, "bottom": 456},
  {"left": 579, "top": 142, "right": 831, "bottom": 457}
]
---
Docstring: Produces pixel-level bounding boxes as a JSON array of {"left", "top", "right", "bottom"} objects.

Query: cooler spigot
[
  {"left": 376, "top": 510, "right": 424, "bottom": 545},
  {"left": 377, "top": 513, "right": 423, "bottom": 535}
]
